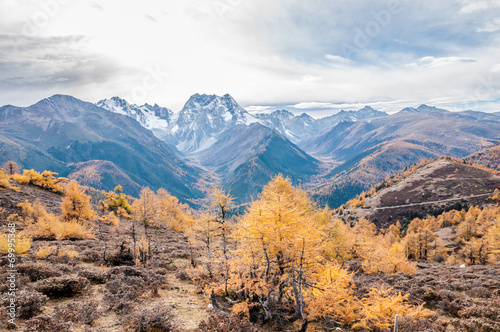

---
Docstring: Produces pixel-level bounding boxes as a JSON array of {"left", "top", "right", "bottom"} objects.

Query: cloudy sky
[{"left": 1, "top": 0, "right": 500, "bottom": 116}]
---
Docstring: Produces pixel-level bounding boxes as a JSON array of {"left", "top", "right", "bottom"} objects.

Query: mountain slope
[
  {"left": 97, "top": 97, "right": 174, "bottom": 141},
  {"left": 302, "top": 110, "right": 500, "bottom": 162},
  {"left": 0, "top": 95, "right": 203, "bottom": 201},
  {"left": 172, "top": 94, "right": 261, "bottom": 153},
  {"left": 194, "top": 123, "right": 322, "bottom": 203},
  {"left": 339, "top": 157, "right": 500, "bottom": 228},
  {"left": 305, "top": 110, "right": 500, "bottom": 208},
  {"left": 464, "top": 143, "right": 500, "bottom": 170}
]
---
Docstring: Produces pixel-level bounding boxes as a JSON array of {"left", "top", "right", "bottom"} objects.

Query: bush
[
  {"left": 124, "top": 303, "right": 179, "bottom": 332},
  {"left": 17, "top": 262, "right": 62, "bottom": 282},
  {"left": 197, "top": 313, "right": 258, "bottom": 332},
  {"left": 13, "top": 169, "right": 66, "bottom": 193},
  {"left": 23, "top": 314, "right": 73, "bottom": 332},
  {"left": 175, "top": 269, "right": 190, "bottom": 281},
  {"left": 0, "top": 233, "right": 31, "bottom": 255},
  {"left": 35, "top": 244, "right": 57, "bottom": 259},
  {"left": 34, "top": 276, "right": 89, "bottom": 297},
  {"left": 23, "top": 212, "right": 94, "bottom": 241},
  {"left": 78, "top": 268, "right": 108, "bottom": 284},
  {"left": 53, "top": 300, "right": 100, "bottom": 325},
  {"left": 0, "top": 289, "right": 48, "bottom": 319},
  {"left": 58, "top": 248, "right": 79, "bottom": 260},
  {"left": 80, "top": 248, "right": 102, "bottom": 263},
  {"left": 106, "top": 243, "right": 134, "bottom": 266},
  {"left": 103, "top": 266, "right": 166, "bottom": 312}
]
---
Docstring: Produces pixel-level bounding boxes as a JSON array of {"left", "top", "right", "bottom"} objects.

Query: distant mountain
[
  {"left": 172, "top": 93, "right": 261, "bottom": 153},
  {"left": 0, "top": 95, "right": 203, "bottom": 201},
  {"left": 95, "top": 94, "right": 389, "bottom": 150},
  {"left": 194, "top": 123, "right": 322, "bottom": 203},
  {"left": 302, "top": 111, "right": 500, "bottom": 162},
  {"left": 465, "top": 143, "right": 500, "bottom": 170},
  {"left": 253, "top": 106, "right": 388, "bottom": 143},
  {"left": 396, "top": 104, "right": 449, "bottom": 115},
  {"left": 305, "top": 111, "right": 500, "bottom": 208},
  {"left": 96, "top": 96, "right": 174, "bottom": 141},
  {"left": 253, "top": 110, "right": 316, "bottom": 142}
]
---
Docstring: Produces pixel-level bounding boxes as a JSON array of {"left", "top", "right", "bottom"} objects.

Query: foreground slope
[{"left": 0, "top": 95, "right": 203, "bottom": 201}]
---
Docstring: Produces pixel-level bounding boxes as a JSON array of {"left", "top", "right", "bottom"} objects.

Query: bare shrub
[
  {"left": 34, "top": 276, "right": 89, "bottom": 297},
  {"left": 175, "top": 269, "right": 190, "bottom": 281},
  {"left": 197, "top": 313, "right": 258, "bottom": 332},
  {"left": 78, "top": 268, "right": 108, "bottom": 284},
  {"left": 124, "top": 303, "right": 179, "bottom": 332},
  {"left": 0, "top": 289, "right": 48, "bottom": 319},
  {"left": 103, "top": 266, "right": 165, "bottom": 312},
  {"left": 23, "top": 314, "right": 73, "bottom": 332},
  {"left": 80, "top": 247, "right": 102, "bottom": 263},
  {"left": 53, "top": 300, "right": 100, "bottom": 325},
  {"left": 17, "top": 262, "right": 61, "bottom": 281}
]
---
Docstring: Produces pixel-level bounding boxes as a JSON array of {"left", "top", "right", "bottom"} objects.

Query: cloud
[
  {"left": 325, "top": 54, "right": 353, "bottom": 64},
  {"left": 300, "top": 75, "right": 322, "bottom": 82},
  {"left": 292, "top": 102, "right": 337, "bottom": 109},
  {"left": 459, "top": 0, "right": 500, "bottom": 14},
  {"left": 407, "top": 56, "right": 477, "bottom": 68},
  {"left": 145, "top": 14, "right": 158, "bottom": 22},
  {"left": 478, "top": 18, "right": 500, "bottom": 32},
  {"left": 0, "top": 0, "right": 499, "bottom": 114},
  {"left": 245, "top": 105, "right": 275, "bottom": 113}
]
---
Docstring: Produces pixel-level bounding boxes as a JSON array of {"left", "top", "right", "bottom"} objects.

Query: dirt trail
[{"left": 371, "top": 192, "right": 494, "bottom": 210}]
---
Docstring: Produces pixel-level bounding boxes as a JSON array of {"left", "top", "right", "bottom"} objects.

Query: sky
[{"left": 1, "top": 0, "right": 500, "bottom": 116}]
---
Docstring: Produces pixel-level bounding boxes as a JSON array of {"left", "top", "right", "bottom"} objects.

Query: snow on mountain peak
[{"left": 96, "top": 97, "right": 173, "bottom": 131}]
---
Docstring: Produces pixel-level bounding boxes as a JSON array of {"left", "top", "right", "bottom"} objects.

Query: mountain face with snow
[
  {"left": 97, "top": 97, "right": 174, "bottom": 141},
  {"left": 95, "top": 94, "right": 390, "bottom": 153},
  {"left": 172, "top": 93, "right": 261, "bottom": 153}
]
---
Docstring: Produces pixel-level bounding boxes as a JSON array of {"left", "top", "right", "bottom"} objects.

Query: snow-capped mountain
[
  {"left": 172, "top": 94, "right": 261, "bottom": 152},
  {"left": 254, "top": 110, "right": 316, "bottom": 142},
  {"left": 253, "top": 106, "right": 388, "bottom": 142},
  {"left": 397, "top": 104, "right": 449, "bottom": 115},
  {"left": 95, "top": 94, "right": 388, "bottom": 153},
  {"left": 97, "top": 97, "right": 174, "bottom": 140}
]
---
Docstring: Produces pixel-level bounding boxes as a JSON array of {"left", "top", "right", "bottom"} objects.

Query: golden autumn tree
[
  {"left": 487, "top": 221, "right": 500, "bottom": 263},
  {"left": 187, "top": 187, "right": 233, "bottom": 286},
  {"left": 233, "top": 175, "right": 327, "bottom": 331},
  {"left": 403, "top": 218, "right": 438, "bottom": 260},
  {"left": 189, "top": 212, "right": 219, "bottom": 280},
  {"left": 102, "top": 185, "right": 132, "bottom": 215},
  {"left": 211, "top": 187, "right": 234, "bottom": 295},
  {"left": 131, "top": 187, "right": 159, "bottom": 264},
  {"left": 2, "top": 160, "right": 19, "bottom": 175},
  {"left": 60, "top": 180, "right": 95, "bottom": 223},
  {"left": 156, "top": 188, "right": 195, "bottom": 232},
  {"left": 324, "top": 218, "right": 355, "bottom": 264},
  {"left": 305, "top": 264, "right": 358, "bottom": 325}
]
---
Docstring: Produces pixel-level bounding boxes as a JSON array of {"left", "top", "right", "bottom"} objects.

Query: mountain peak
[
  {"left": 359, "top": 106, "right": 375, "bottom": 112},
  {"left": 397, "top": 104, "right": 449, "bottom": 115},
  {"left": 416, "top": 104, "right": 449, "bottom": 113}
]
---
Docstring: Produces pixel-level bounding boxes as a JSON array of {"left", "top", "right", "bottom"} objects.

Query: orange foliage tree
[{"left": 60, "top": 180, "right": 95, "bottom": 223}]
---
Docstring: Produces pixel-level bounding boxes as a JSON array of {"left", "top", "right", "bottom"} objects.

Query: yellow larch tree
[
  {"left": 234, "top": 175, "right": 326, "bottom": 330},
  {"left": 60, "top": 180, "right": 95, "bottom": 223}
]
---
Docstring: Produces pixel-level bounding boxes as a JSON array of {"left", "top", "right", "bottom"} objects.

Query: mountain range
[
  {"left": 1, "top": 93, "right": 500, "bottom": 207},
  {"left": 0, "top": 95, "right": 203, "bottom": 202}
]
